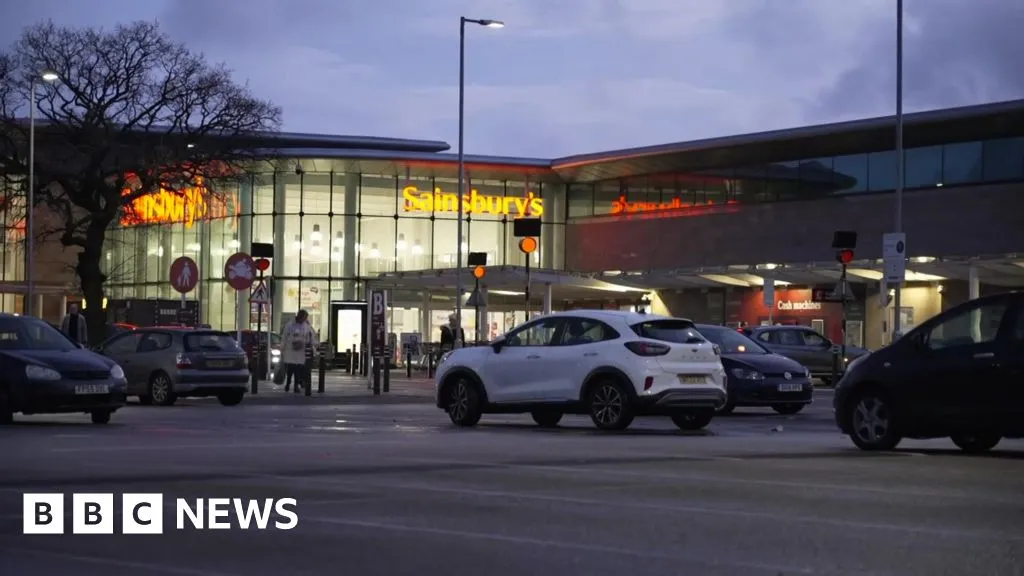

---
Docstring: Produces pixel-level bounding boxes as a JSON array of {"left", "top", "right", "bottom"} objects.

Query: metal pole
[
  {"left": 892, "top": 0, "right": 904, "bottom": 338},
  {"left": 454, "top": 17, "right": 466, "bottom": 349},
  {"left": 26, "top": 79, "right": 36, "bottom": 317}
]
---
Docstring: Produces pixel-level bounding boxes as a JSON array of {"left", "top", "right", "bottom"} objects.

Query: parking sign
[{"left": 370, "top": 290, "right": 387, "bottom": 357}]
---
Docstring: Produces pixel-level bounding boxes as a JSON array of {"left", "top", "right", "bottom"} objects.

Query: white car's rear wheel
[{"left": 587, "top": 380, "right": 634, "bottom": 431}]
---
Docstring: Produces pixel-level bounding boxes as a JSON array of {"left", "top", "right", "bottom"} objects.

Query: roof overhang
[{"left": 551, "top": 99, "right": 1024, "bottom": 182}]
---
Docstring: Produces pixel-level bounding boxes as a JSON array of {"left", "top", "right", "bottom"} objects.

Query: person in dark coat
[{"left": 60, "top": 303, "right": 88, "bottom": 345}]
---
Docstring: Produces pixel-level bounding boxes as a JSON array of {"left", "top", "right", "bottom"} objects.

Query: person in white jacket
[{"left": 280, "top": 309, "right": 317, "bottom": 392}]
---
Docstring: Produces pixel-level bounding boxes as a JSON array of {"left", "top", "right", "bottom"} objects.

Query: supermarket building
[{"left": 2, "top": 99, "right": 1023, "bottom": 353}]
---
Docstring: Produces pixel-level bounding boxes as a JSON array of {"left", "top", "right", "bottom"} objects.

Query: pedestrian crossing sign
[{"left": 250, "top": 280, "right": 269, "bottom": 304}]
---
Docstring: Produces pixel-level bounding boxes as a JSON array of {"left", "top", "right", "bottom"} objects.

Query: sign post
[
  {"left": 249, "top": 258, "right": 271, "bottom": 394},
  {"left": 883, "top": 232, "right": 906, "bottom": 337},
  {"left": 169, "top": 257, "right": 199, "bottom": 325},
  {"left": 370, "top": 289, "right": 387, "bottom": 395},
  {"left": 224, "top": 252, "right": 256, "bottom": 342}
]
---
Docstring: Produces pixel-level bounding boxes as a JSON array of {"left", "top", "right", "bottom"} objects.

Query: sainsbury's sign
[
  {"left": 120, "top": 176, "right": 238, "bottom": 229},
  {"left": 609, "top": 195, "right": 737, "bottom": 215},
  {"left": 402, "top": 186, "right": 544, "bottom": 217}
]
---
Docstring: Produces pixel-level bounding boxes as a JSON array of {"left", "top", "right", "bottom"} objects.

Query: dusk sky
[{"left": 1, "top": 0, "right": 1022, "bottom": 157}]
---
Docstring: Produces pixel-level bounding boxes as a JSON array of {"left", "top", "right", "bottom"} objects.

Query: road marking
[
  {"left": 304, "top": 516, "right": 820, "bottom": 575},
  {"left": 45, "top": 438, "right": 415, "bottom": 453},
  {"left": 0, "top": 548, "right": 240, "bottom": 576},
  {"left": 255, "top": 472, "right": 1024, "bottom": 541}
]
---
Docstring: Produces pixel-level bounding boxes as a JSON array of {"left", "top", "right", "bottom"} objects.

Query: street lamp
[
  {"left": 26, "top": 68, "right": 60, "bottom": 317},
  {"left": 455, "top": 17, "right": 503, "bottom": 347},
  {"left": 892, "top": 0, "right": 905, "bottom": 337}
]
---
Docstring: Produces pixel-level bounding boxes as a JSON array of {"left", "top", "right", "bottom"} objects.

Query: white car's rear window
[{"left": 630, "top": 320, "right": 705, "bottom": 344}]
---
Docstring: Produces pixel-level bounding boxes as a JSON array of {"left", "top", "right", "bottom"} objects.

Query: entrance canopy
[
  {"left": 588, "top": 255, "right": 1024, "bottom": 291},
  {"left": 371, "top": 266, "right": 650, "bottom": 304}
]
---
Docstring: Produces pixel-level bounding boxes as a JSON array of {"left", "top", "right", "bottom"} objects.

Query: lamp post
[
  {"left": 455, "top": 17, "right": 503, "bottom": 347},
  {"left": 892, "top": 0, "right": 905, "bottom": 338},
  {"left": 26, "top": 69, "right": 60, "bottom": 317}
]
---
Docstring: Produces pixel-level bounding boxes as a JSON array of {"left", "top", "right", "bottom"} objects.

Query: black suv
[
  {"left": 742, "top": 325, "right": 868, "bottom": 384},
  {"left": 834, "top": 292, "right": 1024, "bottom": 452}
]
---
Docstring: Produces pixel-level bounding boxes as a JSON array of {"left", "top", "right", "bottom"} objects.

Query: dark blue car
[
  {"left": 0, "top": 314, "right": 127, "bottom": 424},
  {"left": 695, "top": 324, "right": 813, "bottom": 415}
]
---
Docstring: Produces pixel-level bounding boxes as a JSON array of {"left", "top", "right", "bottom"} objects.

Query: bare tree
[{"left": 0, "top": 20, "right": 281, "bottom": 338}]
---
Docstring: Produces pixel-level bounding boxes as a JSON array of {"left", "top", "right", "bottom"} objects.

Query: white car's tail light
[
  {"left": 624, "top": 341, "right": 670, "bottom": 356},
  {"left": 643, "top": 376, "right": 654, "bottom": 391}
]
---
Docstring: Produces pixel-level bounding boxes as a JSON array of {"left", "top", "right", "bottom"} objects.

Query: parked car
[
  {"left": 0, "top": 314, "right": 127, "bottom": 424},
  {"left": 434, "top": 310, "right": 727, "bottom": 431},
  {"left": 834, "top": 292, "right": 1024, "bottom": 452},
  {"left": 741, "top": 325, "right": 868, "bottom": 384},
  {"left": 96, "top": 327, "right": 249, "bottom": 406},
  {"left": 694, "top": 324, "right": 813, "bottom": 415},
  {"left": 235, "top": 329, "right": 281, "bottom": 378}
]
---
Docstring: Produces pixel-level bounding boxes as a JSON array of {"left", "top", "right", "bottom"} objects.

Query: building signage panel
[
  {"left": 120, "top": 176, "right": 239, "bottom": 229},
  {"left": 370, "top": 290, "right": 387, "bottom": 357},
  {"left": 777, "top": 300, "right": 822, "bottom": 311},
  {"left": 402, "top": 186, "right": 543, "bottom": 217},
  {"left": 610, "top": 195, "right": 738, "bottom": 215}
]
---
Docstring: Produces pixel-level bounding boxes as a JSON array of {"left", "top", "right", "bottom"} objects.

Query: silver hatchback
[{"left": 97, "top": 328, "right": 249, "bottom": 406}]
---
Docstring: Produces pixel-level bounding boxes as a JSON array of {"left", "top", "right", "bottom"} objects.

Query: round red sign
[
  {"left": 224, "top": 252, "right": 256, "bottom": 291},
  {"left": 169, "top": 256, "right": 199, "bottom": 294}
]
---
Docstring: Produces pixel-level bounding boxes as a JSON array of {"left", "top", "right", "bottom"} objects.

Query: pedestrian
[
  {"left": 279, "top": 309, "right": 317, "bottom": 392},
  {"left": 439, "top": 313, "right": 464, "bottom": 353},
  {"left": 60, "top": 303, "right": 88, "bottom": 345}
]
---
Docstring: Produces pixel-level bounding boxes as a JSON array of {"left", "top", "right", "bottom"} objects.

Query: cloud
[{"left": 0, "top": 0, "right": 1021, "bottom": 157}]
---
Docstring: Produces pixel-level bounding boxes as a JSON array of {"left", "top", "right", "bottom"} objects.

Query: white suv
[{"left": 434, "top": 310, "right": 727, "bottom": 431}]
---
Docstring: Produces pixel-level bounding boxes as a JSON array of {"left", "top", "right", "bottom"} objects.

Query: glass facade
[
  {"left": 566, "top": 136, "right": 1024, "bottom": 218},
  {"left": 0, "top": 174, "right": 25, "bottom": 313},
  {"left": 102, "top": 172, "right": 566, "bottom": 339}
]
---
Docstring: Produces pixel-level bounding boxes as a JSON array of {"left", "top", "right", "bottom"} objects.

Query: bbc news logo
[{"left": 23, "top": 493, "right": 298, "bottom": 534}]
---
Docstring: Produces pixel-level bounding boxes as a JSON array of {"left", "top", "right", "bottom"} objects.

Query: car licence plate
[
  {"left": 679, "top": 375, "right": 706, "bottom": 385},
  {"left": 74, "top": 384, "right": 109, "bottom": 395},
  {"left": 777, "top": 383, "right": 803, "bottom": 392},
  {"left": 207, "top": 360, "right": 233, "bottom": 369}
]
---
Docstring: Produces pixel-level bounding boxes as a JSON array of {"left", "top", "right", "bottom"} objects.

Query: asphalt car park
[{"left": 1, "top": 397, "right": 1022, "bottom": 576}]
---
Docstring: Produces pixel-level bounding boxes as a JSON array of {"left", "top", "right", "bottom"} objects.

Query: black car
[
  {"left": 0, "top": 314, "right": 127, "bottom": 424},
  {"left": 741, "top": 325, "right": 869, "bottom": 384},
  {"left": 834, "top": 292, "right": 1024, "bottom": 452},
  {"left": 696, "top": 324, "right": 813, "bottom": 415}
]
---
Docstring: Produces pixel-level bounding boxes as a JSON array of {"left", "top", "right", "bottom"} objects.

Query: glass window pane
[
  {"left": 469, "top": 219, "right": 502, "bottom": 268},
  {"left": 942, "top": 141, "right": 982, "bottom": 184},
  {"left": 429, "top": 177, "right": 459, "bottom": 219},
  {"left": 361, "top": 175, "right": 397, "bottom": 216},
  {"left": 904, "top": 146, "right": 942, "bottom": 188},
  {"left": 868, "top": 150, "right": 896, "bottom": 191},
  {"left": 359, "top": 216, "right": 395, "bottom": 275},
  {"left": 593, "top": 180, "right": 620, "bottom": 216},
  {"left": 982, "top": 137, "right": 1024, "bottom": 182},
  {"left": 279, "top": 172, "right": 301, "bottom": 214},
  {"left": 833, "top": 154, "right": 868, "bottom": 193},
  {"left": 735, "top": 165, "right": 766, "bottom": 202},
  {"left": 433, "top": 218, "right": 461, "bottom": 268},
  {"left": 504, "top": 179, "right": 543, "bottom": 220},
  {"left": 301, "top": 215, "right": 330, "bottom": 277},
  {"left": 397, "top": 217, "right": 432, "bottom": 271},
  {"left": 302, "top": 173, "right": 331, "bottom": 215},
  {"left": 298, "top": 279, "right": 328, "bottom": 337},
  {"left": 567, "top": 183, "right": 594, "bottom": 218},
  {"left": 254, "top": 173, "right": 274, "bottom": 215}
]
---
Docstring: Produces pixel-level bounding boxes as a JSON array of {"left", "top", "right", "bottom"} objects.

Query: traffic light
[
  {"left": 836, "top": 249, "right": 854, "bottom": 264},
  {"left": 472, "top": 265, "right": 486, "bottom": 279},
  {"left": 518, "top": 237, "right": 538, "bottom": 254}
]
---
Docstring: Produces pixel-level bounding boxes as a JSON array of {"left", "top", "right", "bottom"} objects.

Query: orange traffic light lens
[
  {"left": 518, "top": 237, "right": 538, "bottom": 254},
  {"left": 472, "top": 265, "right": 486, "bottom": 279}
]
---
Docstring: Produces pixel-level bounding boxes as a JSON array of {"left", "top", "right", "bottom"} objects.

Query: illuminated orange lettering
[
  {"left": 402, "top": 186, "right": 544, "bottom": 217},
  {"left": 120, "top": 176, "right": 239, "bottom": 229},
  {"left": 609, "top": 195, "right": 738, "bottom": 215}
]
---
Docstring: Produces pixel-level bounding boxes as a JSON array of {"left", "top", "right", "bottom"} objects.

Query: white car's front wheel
[
  {"left": 445, "top": 378, "right": 483, "bottom": 427},
  {"left": 587, "top": 379, "right": 635, "bottom": 431}
]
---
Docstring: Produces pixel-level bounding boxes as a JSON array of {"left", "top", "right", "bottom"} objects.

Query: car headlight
[
  {"left": 730, "top": 368, "right": 763, "bottom": 380},
  {"left": 110, "top": 364, "right": 125, "bottom": 380},
  {"left": 25, "top": 365, "right": 61, "bottom": 381}
]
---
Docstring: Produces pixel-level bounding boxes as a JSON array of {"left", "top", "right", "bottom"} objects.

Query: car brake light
[
  {"left": 712, "top": 344, "right": 721, "bottom": 356},
  {"left": 175, "top": 353, "right": 192, "bottom": 369},
  {"left": 643, "top": 376, "right": 654, "bottom": 391},
  {"left": 624, "top": 341, "right": 670, "bottom": 356}
]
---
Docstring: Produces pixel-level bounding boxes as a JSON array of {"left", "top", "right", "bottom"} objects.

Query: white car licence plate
[
  {"left": 74, "top": 384, "right": 109, "bottom": 395},
  {"left": 679, "top": 375, "right": 706, "bottom": 385},
  {"left": 777, "top": 383, "right": 803, "bottom": 392}
]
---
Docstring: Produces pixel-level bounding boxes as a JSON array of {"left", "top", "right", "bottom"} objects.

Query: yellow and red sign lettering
[
  {"left": 609, "top": 195, "right": 738, "bottom": 215},
  {"left": 402, "top": 186, "right": 544, "bottom": 217},
  {"left": 120, "top": 176, "right": 238, "bottom": 228}
]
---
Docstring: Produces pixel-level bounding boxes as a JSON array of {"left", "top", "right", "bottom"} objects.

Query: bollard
[
  {"left": 406, "top": 351, "right": 412, "bottom": 378},
  {"left": 250, "top": 350, "right": 259, "bottom": 394},
  {"left": 830, "top": 348, "right": 840, "bottom": 386},
  {"left": 383, "top": 353, "right": 390, "bottom": 394},
  {"left": 347, "top": 347, "right": 354, "bottom": 374},
  {"left": 304, "top": 361, "right": 312, "bottom": 397},
  {"left": 318, "top": 354, "right": 326, "bottom": 394},
  {"left": 427, "top": 351, "right": 435, "bottom": 379},
  {"left": 372, "top": 357, "right": 381, "bottom": 395}
]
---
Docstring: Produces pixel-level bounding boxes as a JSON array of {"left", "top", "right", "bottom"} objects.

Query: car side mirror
[{"left": 491, "top": 338, "right": 505, "bottom": 354}]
